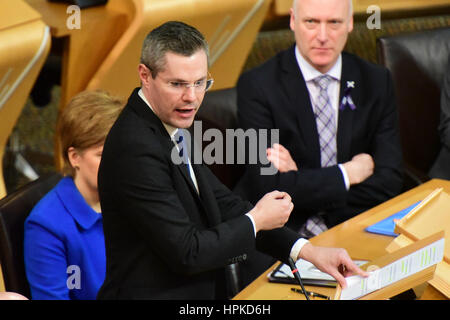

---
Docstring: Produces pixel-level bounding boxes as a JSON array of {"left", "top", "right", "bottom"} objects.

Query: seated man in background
[
  {"left": 24, "top": 90, "right": 124, "bottom": 299},
  {"left": 235, "top": 0, "right": 403, "bottom": 285},
  {"left": 429, "top": 56, "right": 450, "bottom": 180},
  {"left": 96, "top": 20, "right": 367, "bottom": 300}
]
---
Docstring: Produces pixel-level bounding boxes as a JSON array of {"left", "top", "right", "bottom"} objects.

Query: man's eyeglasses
[
  {"left": 143, "top": 64, "right": 214, "bottom": 93},
  {"left": 167, "top": 77, "right": 214, "bottom": 93}
]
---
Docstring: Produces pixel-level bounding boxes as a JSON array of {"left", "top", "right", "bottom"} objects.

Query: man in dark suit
[
  {"left": 235, "top": 0, "right": 403, "bottom": 283},
  {"left": 236, "top": 0, "right": 403, "bottom": 233},
  {"left": 429, "top": 56, "right": 450, "bottom": 180},
  {"left": 97, "top": 21, "right": 366, "bottom": 299}
]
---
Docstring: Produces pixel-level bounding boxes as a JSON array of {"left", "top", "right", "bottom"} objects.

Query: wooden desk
[{"left": 234, "top": 179, "right": 450, "bottom": 300}]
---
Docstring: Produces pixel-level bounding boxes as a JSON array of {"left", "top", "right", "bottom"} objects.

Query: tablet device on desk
[{"left": 268, "top": 259, "right": 368, "bottom": 288}]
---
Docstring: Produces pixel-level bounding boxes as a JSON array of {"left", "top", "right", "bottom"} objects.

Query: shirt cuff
[
  {"left": 338, "top": 164, "right": 350, "bottom": 191},
  {"left": 289, "top": 238, "right": 310, "bottom": 262},
  {"left": 245, "top": 213, "right": 257, "bottom": 237}
]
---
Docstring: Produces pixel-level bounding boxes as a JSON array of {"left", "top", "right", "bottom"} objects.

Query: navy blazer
[
  {"left": 429, "top": 56, "right": 450, "bottom": 180},
  {"left": 235, "top": 46, "right": 403, "bottom": 228},
  {"left": 97, "top": 88, "right": 299, "bottom": 299}
]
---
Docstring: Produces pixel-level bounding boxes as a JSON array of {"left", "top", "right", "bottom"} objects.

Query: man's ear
[
  {"left": 289, "top": 7, "right": 296, "bottom": 32},
  {"left": 348, "top": 15, "right": 354, "bottom": 33},
  {"left": 138, "top": 64, "right": 151, "bottom": 87}
]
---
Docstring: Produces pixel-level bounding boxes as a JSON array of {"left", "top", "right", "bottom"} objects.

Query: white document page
[{"left": 340, "top": 238, "right": 445, "bottom": 300}]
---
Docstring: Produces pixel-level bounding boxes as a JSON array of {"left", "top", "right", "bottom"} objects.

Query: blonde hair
[{"left": 57, "top": 90, "right": 124, "bottom": 176}]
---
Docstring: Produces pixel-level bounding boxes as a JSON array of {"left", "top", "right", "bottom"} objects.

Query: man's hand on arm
[
  {"left": 266, "top": 143, "right": 298, "bottom": 173},
  {"left": 297, "top": 243, "right": 369, "bottom": 289},
  {"left": 267, "top": 145, "right": 375, "bottom": 188},
  {"left": 342, "top": 153, "right": 374, "bottom": 186}
]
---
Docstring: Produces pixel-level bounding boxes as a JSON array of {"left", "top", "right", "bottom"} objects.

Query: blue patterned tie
[
  {"left": 173, "top": 129, "right": 189, "bottom": 167},
  {"left": 312, "top": 75, "right": 337, "bottom": 167},
  {"left": 173, "top": 129, "right": 199, "bottom": 194}
]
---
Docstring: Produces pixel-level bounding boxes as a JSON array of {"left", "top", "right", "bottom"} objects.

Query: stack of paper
[{"left": 340, "top": 237, "right": 445, "bottom": 300}]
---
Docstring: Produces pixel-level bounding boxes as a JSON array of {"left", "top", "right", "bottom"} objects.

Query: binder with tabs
[{"left": 334, "top": 231, "right": 445, "bottom": 300}]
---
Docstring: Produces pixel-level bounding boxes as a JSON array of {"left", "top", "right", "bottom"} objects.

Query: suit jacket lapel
[
  {"left": 192, "top": 165, "right": 220, "bottom": 226},
  {"left": 176, "top": 161, "right": 199, "bottom": 197},
  {"left": 280, "top": 46, "right": 321, "bottom": 166},
  {"left": 128, "top": 89, "right": 218, "bottom": 227},
  {"left": 337, "top": 53, "right": 360, "bottom": 162},
  {"left": 166, "top": 129, "right": 217, "bottom": 226},
  {"left": 128, "top": 89, "right": 201, "bottom": 197},
  {"left": 174, "top": 143, "right": 218, "bottom": 226},
  {"left": 173, "top": 129, "right": 201, "bottom": 196},
  {"left": 161, "top": 132, "right": 199, "bottom": 195}
]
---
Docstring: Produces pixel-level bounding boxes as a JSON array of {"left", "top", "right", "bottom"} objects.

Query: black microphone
[{"left": 288, "top": 257, "right": 310, "bottom": 300}]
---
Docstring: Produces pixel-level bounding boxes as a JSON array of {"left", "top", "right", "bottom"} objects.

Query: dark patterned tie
[
  {"left": 173, "top": 129, "right": 190, "bottom": 167},
  {"left": 312, "top": 75, "right": 337, "bottom": 167},
  {"left": 173, "top": 129, "right": 199, "bottom": 193}
]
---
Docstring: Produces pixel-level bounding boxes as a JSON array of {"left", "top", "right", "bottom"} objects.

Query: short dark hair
[{"left": 140, "top": 21, "right": 209, "bottom": 78}]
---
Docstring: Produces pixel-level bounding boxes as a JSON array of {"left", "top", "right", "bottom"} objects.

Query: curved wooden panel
[
  {"left": 0, "top": 3, "right": 51, "bottom": 199},
  {"left": 0, "top": 0, "right": 41, "bottom": 30}
]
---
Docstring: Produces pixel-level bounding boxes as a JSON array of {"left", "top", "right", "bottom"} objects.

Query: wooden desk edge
[{"left": 234, "top": 180, "right": 450, "bottom": 300}]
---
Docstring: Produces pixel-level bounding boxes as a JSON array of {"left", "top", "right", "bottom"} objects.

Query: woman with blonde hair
[{"left": 24, "top": 90, "right": 123, "bottom": 300}]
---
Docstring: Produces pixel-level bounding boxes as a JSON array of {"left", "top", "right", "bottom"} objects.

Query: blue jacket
[{"left": 24, "top": 177, "right": 106, "bottom": 300}]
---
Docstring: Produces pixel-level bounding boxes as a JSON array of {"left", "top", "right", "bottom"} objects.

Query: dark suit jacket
[
  {"left": 97, "top": 88, "right": 299, "bottom": 299},
  {"left": 429, "top": 56, "right": 450, "bottom": 180},
  {"left": 235, "top": 46, "right": 403, "bottom": 228}
]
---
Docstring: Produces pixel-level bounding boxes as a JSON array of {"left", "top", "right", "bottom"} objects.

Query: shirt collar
[
  {"left": 294, "top": 45, "right": 342, "bottom": 82},
  {"left": 55, "top": 177, "right": 102, "bottom": 230},
  {"left": 138, "top": 88, "right": 178, "bottom": 139}
]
